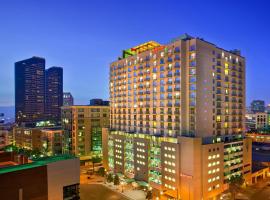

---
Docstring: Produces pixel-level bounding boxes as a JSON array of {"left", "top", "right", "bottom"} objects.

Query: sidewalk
[{"left": 102, "top": 182, "right": 146, "bottom": 200}]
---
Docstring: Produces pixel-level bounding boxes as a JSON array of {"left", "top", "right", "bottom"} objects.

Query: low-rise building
[
  {"left": 0, "top": 152, "right": 80, "bottom": 200},
  {"left": 13, "top": 126, "right": 63, "bottom": 155},
  {"left": 0, "top": 129, "right": 9, "bottom": 149},
  {"left": 245, "top": 112, "right": 269, "bottom": 131},
  {"left": 0, "top": 122, "right": 14, "bottom": 148},
  {"left": 103, "top": 130, "right": 252, "bottom": 200}
]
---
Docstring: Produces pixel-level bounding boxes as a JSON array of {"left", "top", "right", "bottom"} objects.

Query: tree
[
  {"left": 107, "top": 173, "right": 113, "bottom": 183},
  {"left": 114, "top": 174, "right": 120, "bottom": 185},
  {"left": 91, "top": 156, "right": 102, "bottom": 173},
  {"left": 229, "top": 175, "right": 244, "bottom": 200},
  {"left": 146, "top": 190, "right": 153, "bottom": 200},
  {"left": 3, "top": 144, "right": 18, "bottom": 152},
  {"left": 98, "top": 167, "right": 105, "bottom": 177}
]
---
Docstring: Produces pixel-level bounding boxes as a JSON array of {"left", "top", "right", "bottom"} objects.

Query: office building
[
  {"left": 63, "top": 92, "right": 74, "bottom": 106},
  {"left": 90, "top": 98, "right": 110, "bottom": 106},
  {"left": 0, "top": 152, "right": 80, "bottom": 200},
  {"left": 45, "top": 67, "right": 63, "bottom": 123},
  {"left": 15, "top": 57, "right": 46, "bottom": 124},
  {"left": 62, "top": 105, "right": 109, "bottom": 159},
  {"left": 103, "top": 34, "right": 252, "bottom": 199},
  {"left": 251, "top": 100, "right": 265, "bottom": 113}
]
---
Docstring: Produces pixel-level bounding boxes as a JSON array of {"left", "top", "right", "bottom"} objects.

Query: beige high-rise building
[
  {"left": 62, "top": 105, "right": 109, "bottom": 159},
  {"left": 103, "top": 34, "right": 252, "bottom": 200}
]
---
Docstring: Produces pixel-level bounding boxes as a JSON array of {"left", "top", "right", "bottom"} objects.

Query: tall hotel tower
[{"left": 103, "top": 34, "right": 252, "bottom": 200}]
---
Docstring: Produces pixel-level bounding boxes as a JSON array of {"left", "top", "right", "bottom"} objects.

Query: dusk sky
[{"left": 0, "top": 0, "right": 270, "bottom": 106}]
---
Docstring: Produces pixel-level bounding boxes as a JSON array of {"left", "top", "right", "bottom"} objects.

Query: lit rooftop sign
[{"left": 122, "top": 41, "right": 161, "bottom": 58}]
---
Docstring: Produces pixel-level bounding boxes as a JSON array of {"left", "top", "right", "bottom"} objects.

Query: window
[
  {"left": 190, "top": 84, "right": 196, "bottom": 90},
  {"left": 63, "top": 184, "right": 79, "bottom": 200}
]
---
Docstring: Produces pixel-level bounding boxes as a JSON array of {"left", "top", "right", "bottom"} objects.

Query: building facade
[
  {"left": 103, "top": 34, "right": 252, "bottom": 200},
  {"left": 45, "top": 67, "right": 63, "bottom": 123},
  {"left": 63, "top": 92, "right": 74, "bottom": 106},
  {"left": 0, "top": 128, "right": 9, "bottom": 149},
  {"left": 13, "top": 126, "right": 63, "bottom": 156},
  {"left": 0, "top": 152, "right": 80, "bottom": 200},
  {"left": 15, "top": 57, "right": 46, "bottom": 124},
  {"left": 62, "top": 105, "right": 110, "bottom": 159},
  {"left": 90, "top": 98, "right": 110, "bottom": 106},
  {"left": 245, "top": 112, "right": 269, "bottom": 131}
]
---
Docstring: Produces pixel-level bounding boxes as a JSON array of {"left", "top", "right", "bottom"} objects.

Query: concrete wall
[
  {"left": 102, "top": 128, "right": 109, "bottom": 170},
  {"left": 242, "top": 137, "right": 252, "bottom": 184},
  {"left": 0, "top": 165, "right": 48, "bottom": 200},
  {"left": 47, "top": 158, "right": 80, "bottom": 200},
  {"left": 178, "top": 136, "right": 202, "bottom": 200}
]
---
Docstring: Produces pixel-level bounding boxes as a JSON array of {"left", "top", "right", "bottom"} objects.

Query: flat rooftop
[{"left": 0, "top": 154, "right": 76, "bottom": 175}]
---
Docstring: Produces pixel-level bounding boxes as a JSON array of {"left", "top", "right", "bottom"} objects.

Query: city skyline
[{"left": 1, "top": 0, "right": 270, "bottom": 106}]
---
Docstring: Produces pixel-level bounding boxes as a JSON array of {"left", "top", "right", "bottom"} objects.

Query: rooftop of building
[
  {"left": 15, "top": 56, "right": 46, "bottom": 64},
  {"left": 117, "top": 33, "right": 244, "bottom": 61},
  {"left": 61, "top": 104, "right": 110, "bottom": 108},
  {"left": 252, "top": 164, "right": 268, "bottom": 173},
  {"left": 0, "top": 154, "right": 76, "bottom": 175}
]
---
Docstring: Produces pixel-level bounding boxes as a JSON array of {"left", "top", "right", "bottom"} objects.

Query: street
[
  {"left": 249, "top": 180, "right": 270, "bottom": 200},
  {"left": 80, "top": 184, "right": 130, "bottom": 200}
]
